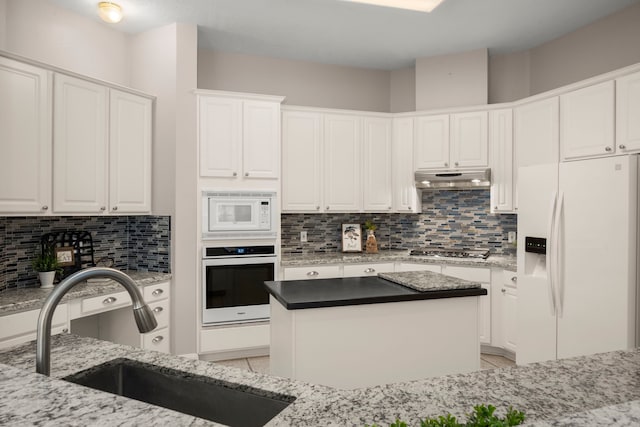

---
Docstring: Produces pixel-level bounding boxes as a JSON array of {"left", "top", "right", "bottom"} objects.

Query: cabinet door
[
  {"left": 324, "top": 114, "right": 361, "bottom": 212},
  {"left": 282, "top": 111, "right": 322, "bottom": 212},
  {"left": 109, "top": 89, "right": 152, "bottom": 213},
  {"left": 53, "top": 74, "right": 108, "bottom": 213},
  {"left": 243, "top": 100, "right": 280, "bottom": 179},
  {"left": 283, "top": 265, "right": 342, "bottom": 280},
  {"left": 616, "top": 71, "right": 640, "bottom": 153},
  {"left": 198, "top": 96, "right": 241, "bottom": 178},
  {"left": 450, "top": 111, "right": 488, "bottom": 168},
  {"left": 343, "top": 263, "right": 394, "bottom": 277},
  {"left": 479, "top": 284, "right": 491, "bottom": 345},
  {"left": 414, "top": 114, "right": 449, "bottom": 169},
  {"left": 489, "top": 109, "right": 514, "bottom": 213},
  {"left": 514, "top": 97, "right": 559, "bottom": 210},
  {"left": 392, "top": 117, "right": 421, "bottom": 213},
  {"left": 560, "top": 81, "right": 615, "bottom": 160},
  {"left": 363, "top": 117, "right": 392, "bottom": 212},
  {"left": 0, "top": 57, "right": 51, "bottom": 214},
  {"left": 503, "top": 285, "right": 517, "bottom": 353}
]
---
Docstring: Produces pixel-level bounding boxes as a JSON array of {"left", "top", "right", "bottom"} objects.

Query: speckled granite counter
[
  {"left": 1, "top": 335, "right": 640, "bottom": 425},
  {"left": 282, "top": 250, "right": 517, "bottom": 271},
  {"left": 0, "top": 271, "right": 172, "bottom": 316},
  {"left": 379, "top": 271, "right": 481, "bottom": 292}
]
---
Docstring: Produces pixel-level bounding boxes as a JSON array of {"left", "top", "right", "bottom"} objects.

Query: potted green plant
[{"left": 32, "top": 248, "right": 61, "bottom": 289}]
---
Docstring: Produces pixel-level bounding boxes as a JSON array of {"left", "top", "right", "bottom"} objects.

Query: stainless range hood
[{"left": 415, "top": 168, "right": 491, "bottom": 190}]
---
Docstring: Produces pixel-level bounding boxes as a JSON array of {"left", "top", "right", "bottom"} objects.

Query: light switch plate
[
  {"left": 300, "top": 231, "right": 308, "bottom": 242},
  {"left": 508, "top": 231, "right": 516, "bottom": 243}
]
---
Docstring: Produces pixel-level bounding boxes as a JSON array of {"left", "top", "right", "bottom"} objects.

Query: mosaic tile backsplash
[
  {"left": 0, "top": 216, "right": 170, "bottom": 292},
  {"left": 281, "top": 189, "right": 517, "bottom": 256}
]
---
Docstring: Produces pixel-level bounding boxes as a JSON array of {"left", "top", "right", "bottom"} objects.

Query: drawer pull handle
[
  {"left": 511, "top": 276, "right": 517, "bottom": 283},
  {"left": 364, "top": 268, "right": 375, "bottom": 273},
  {"left": 501, "top": 288, "right": 506, "bottom": 294},
  {"left": 42, "top": 205, "right": 48, "bottom": 211},
  {"left": 152, "top": 289, "right": 164, "bottom": 296},
  {"left": 152, "top": 336, "right": 164, "bottom": 343},
  {"left": 307, "top": 271, "right": 319, "bottom": 277},
  {"left": 62, "top": 328, "right": 69, "bottom": 333},
  {"left": 103, "top": 297, "right": 117, "bottom": 304},
  {"left": 619, "top": 144, "right": 626, "bottom": 150},
  {"left": 605, "top": 146, "right": 613, "bottom": 152},
  {"left": 153, "top": 306, "right": 164, "bottom": 313}
]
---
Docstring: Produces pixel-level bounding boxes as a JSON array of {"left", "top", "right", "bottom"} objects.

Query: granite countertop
[
  {"left": 379, "top": 271, "right": 481, "bottom": 292},
  {"left": 281, "top": 250, "right": 517, "bottom": 271},
  {"left": 2, "top": 334, "right": 640, "bottom": 425},
  {"left": 0, "top": 271, "right": 172, "bottom": 316},
  {"left": 265, "top": 275, "right": 487, "bottom": 310}
]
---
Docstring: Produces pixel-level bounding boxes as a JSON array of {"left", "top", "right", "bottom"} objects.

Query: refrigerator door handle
[
  {"left": 547, "top": 191, "right": 558, "bottom": 316},
  {"left": 554, "top": 191, "right": 565, "bottom": 318}
]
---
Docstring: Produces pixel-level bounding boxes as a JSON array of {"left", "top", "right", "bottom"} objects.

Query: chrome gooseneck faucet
[{"left": 36, "top": 267, "right": 158, "bottom": 376}]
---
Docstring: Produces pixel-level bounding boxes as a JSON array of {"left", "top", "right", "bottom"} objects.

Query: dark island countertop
[{"left": 264, "top": 273, "right": 487, "bottom": 310}]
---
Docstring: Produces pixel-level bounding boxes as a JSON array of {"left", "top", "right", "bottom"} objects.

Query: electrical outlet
[
  {"left": 508, "top": 231, "right": 516, "bottom": 243},
  {"left": 300, "top": 231, "right": 308, "bottom": 242}
]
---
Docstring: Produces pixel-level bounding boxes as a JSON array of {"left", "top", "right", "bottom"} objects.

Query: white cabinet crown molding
[{"left": 194, "top": 88, "right": 285, "bottom": 104}]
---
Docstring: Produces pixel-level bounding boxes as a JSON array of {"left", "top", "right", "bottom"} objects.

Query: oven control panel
[{"left": 204, "top": 245, "right": 275, "bottom": 258}]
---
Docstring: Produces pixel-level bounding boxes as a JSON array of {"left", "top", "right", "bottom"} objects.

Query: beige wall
[
  {"left": 3, "top": 0, "right": 130, "bottom": 86},
  {"left": 415, "top": 48, "right": 488, "bottom": 110},
  {"left": 130, "top": 23, "right": 199, "bottom": 356},
  {"left": 390, "top": 66, "right": 416, "bottom": 113},
  {"left": 198, "top": 49, "right": 390, "bottom": 112},
  {"left": 488, "top": 50, "right": 531, "bottom": 103},
  {"left": 0, "top": 0, "right": 6, "bottom": 50},
  {"left": 528, "top": 2, "right": 640, "bottom": 95}
]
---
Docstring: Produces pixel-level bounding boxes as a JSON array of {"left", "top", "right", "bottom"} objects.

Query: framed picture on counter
[
  {"left": 55, "top": 246, "right": 75, "bottom": 266},
  {"left": 342, "top": 223, "right": 362, "bottom": 252}
]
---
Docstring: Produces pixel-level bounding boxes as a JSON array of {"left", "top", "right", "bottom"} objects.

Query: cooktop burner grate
[{"left": 409, "top": 248, "right": 490, "bottom": 259}]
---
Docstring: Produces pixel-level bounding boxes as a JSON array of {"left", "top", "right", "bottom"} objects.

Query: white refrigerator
[{"left": 517, "top": 155, "right": 639, "bottom": 365}]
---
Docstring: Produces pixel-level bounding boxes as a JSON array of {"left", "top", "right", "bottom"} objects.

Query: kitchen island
[
  {"left": 266, "top": 272, "right": 487, "bottom": 389},
  {"left": 2, "top": 334, "right": 640, "bottom": 426}
]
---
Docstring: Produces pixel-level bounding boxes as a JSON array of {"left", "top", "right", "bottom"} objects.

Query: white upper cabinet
[
  {"left": 560, "top": 81, "right": 615, "bottom": 160},
  {"left": 0, "top": 56, "right": 52, "bottom": 214},
  {"left": 198, "top": 92, "right": 283, "bottom": 180},
  {"left": 514, "top": 97, "right": 559, "bottom": 210},
  {"left": 324, "top": 114, "right": 362, "bottom": 212},
  {"left": 281, "top": 110, "right": 322, "bottom": 212},
  {"left": 414, "top": 111, "right": 488, "bottom": 170},
  {"left": 109, "top": 89, "right": 152, "bottom": 213},
  {"left": 616, "top": 71, "right": 640, "bottom": 153},
  {"left": 414, "top": 114, "right": 449, "bottom": 169},
  {"left": 450, "top": 111, "right": 488, "bottom": 168},
  {"left": 53, "top": 74, "right": 109, "bottom": 214},
  {"left": 362, "top": 117, "right": 392, "bottom": 211},
  {"left": 489, "top": 109, "right": 514, "bottom": 213},
  {"left": 392, "top": 117, "right": 421, "bottom": 213}
]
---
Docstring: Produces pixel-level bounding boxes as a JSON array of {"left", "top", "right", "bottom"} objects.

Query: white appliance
[
  {"left": 517, "top": 155, "right": 639, "bottom": 365},
  {"left": 202, "top": 191, "right": 276, "bottom": 239}
]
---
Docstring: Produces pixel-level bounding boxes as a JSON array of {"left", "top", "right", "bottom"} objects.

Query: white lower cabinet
[
  {"left": 501, "top": 270, "right": 518, "bottom": 353},
  {"left": 282, "top": 265, "right": 341, "bottom": 280},
  {"left": 0, "top": 304, "right": 68, "bottom": 350},
  {"left": 343, "top": 263, "right": 394, "bottom": 277},
  {"left": 395, "top": 263, "right": 441, "bottom": 273}
]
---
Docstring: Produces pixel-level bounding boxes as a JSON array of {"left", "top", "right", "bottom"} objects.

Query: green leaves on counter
[{"left": 365, "top": 404, "right": 525, "bottom": 427}]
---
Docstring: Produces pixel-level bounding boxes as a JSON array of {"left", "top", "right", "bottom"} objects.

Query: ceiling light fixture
[
  {"left": 339, "top": 0, "right": 444, "bottom": 13},
  {"left": 98, "top": 2, "right": 123, "bottom": 23}
]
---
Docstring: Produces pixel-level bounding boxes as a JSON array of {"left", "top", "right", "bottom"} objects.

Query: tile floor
[{"left": 215, "top": 353, "right": 515, "bottom": 375}]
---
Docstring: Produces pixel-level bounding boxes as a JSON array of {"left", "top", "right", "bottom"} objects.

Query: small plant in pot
[{"left": 32, "top": 248, "right": 61, "bottom": 289}]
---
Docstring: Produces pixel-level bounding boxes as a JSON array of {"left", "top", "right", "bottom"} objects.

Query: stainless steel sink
[{"left": 62, "top": 358, "right": 295, "bottom": 427}]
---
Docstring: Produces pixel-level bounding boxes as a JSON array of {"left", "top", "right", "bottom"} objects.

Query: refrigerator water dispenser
[{"left": 524, "top": 236, "right": 547, "bottom": 277}]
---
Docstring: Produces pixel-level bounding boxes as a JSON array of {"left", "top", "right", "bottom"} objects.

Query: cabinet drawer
[
  {"left": 144, "top": 281, "right": 169, "bottom": 303},
  {"left": 0, "top": 304, "right": 68, "bottom": 342},
  {"left": 81, "top": 291, "right": 131, "bottom": 315},
  {"left": 283, "top": 265, "right": 341, "bottom": 280},
  {"left": 149, "top": 298, "right": 170, "bottom": 329},
  {"left": 396, "top": 263, "right": 441, "bottom": 273},
  {"left": 443, "top": 265, "right": 491, "bottom": 283},
  {"left": 343, "top": 263, "right": 394, "bottom": 277},
  {"left": 503, "top": 270, "right": 518, "bottom": 288},
  {"left": 143, "top": 327, "right": 170, "bottom": 353}
]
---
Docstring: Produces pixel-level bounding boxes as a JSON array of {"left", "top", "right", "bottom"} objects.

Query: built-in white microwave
[{"left": 202, "top": 191, "right": 276, "bottom": 239}]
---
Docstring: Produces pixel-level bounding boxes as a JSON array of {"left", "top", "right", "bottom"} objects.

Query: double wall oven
[{"left": 201, "top": 191, "right": 278, "bottom": 325}]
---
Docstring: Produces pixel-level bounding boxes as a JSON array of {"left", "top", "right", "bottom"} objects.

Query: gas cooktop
[{"left": 409, "top": 248, "right": 490, "bottom": 259}]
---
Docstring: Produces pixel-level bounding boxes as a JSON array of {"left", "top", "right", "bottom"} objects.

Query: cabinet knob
[
  {"left": 41, "top": 205, "right": 48, "bottom": 211},
  {"left": 444, "top": 162, "right": 448, "bottom": 167},
  {"left": 112, "top": 206, "right": 118, "bottom": 211},
  {"left": 619, "top": 144, "right": 627, "bottom": 150},
  {"left": 316, "top": 206, "right": 320, "bottom": 210},
  {"left": 307, "top": 271, "right": 319, "bottom": 277},
  {"left": 62, "top": 328, "right": 69, "bottom": 333},
  {"left": 408, "top": 207, "right": 412, "bottom": 211},
  {"left": 511, "top": 276, "right": 518, "bottom": 283},
  {"left": 100, "top": 206, "right": 106, "bottom": 211},
  {"left": 232, "top": 172, "right": 237, "bottom": 177},
  {"left": 152, "top": 336, "right": 164, "bottom": 344},
  {"left": 454, "top": 162, "right": 459, "bottom": 166},
  {"left": 153, "top": 306, "right": 164, "bottom": 313},
  {"left": 388, "top": 206, "right": 392, "bottom": 210},
  {"left": 152, "top": 289, "right": 164, "bottom": 296},
  {"left": 501, "top": 288, "right": 506, "bottom": 294},
  {"left": 494, "top": 206, "right": 498, "bottom": 210},
  {"left": 245, "top": 172, "right": 249, "bottom": 177},
  {"left": 326, "top": 206, "right": 329, "bottom": 210},
  {"left": 605, "top": 146, "right": 613, "bottom": 152},
  {"left": 364, "top": 268, "right": 375, "bottom": 273},
  {"left": 103, "top": 296, "right": 117, "bottom": 304}
]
